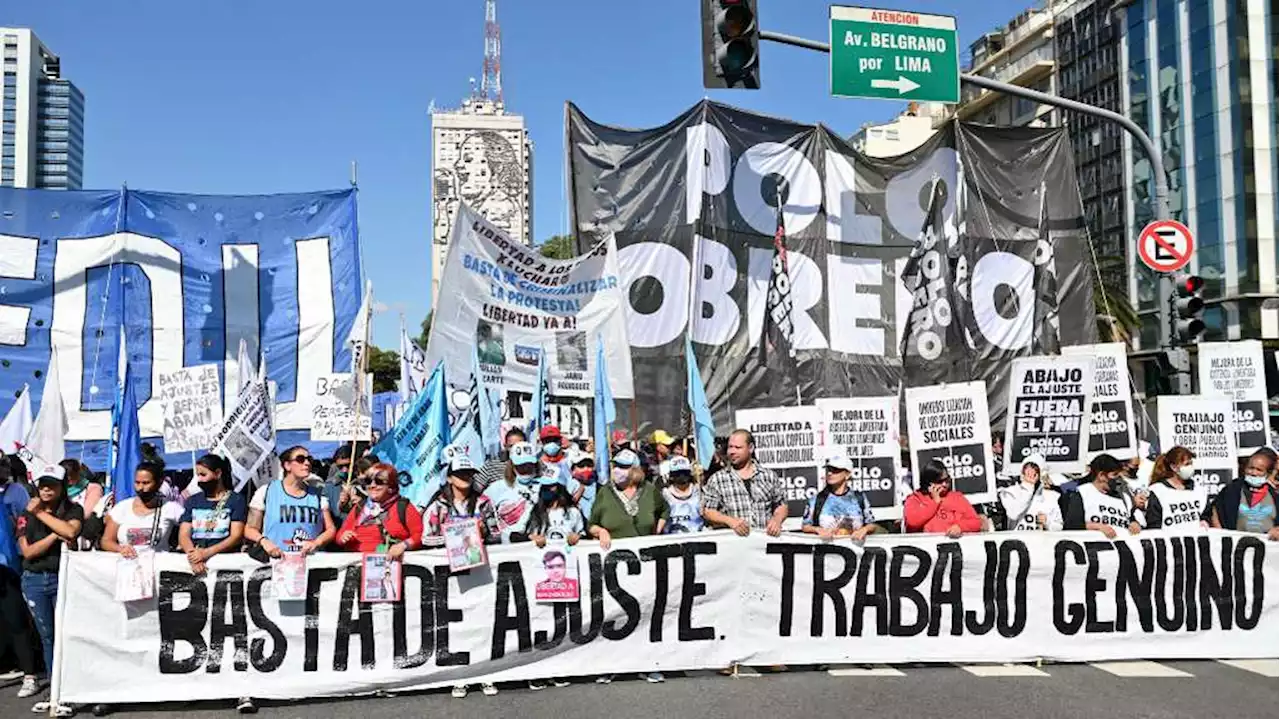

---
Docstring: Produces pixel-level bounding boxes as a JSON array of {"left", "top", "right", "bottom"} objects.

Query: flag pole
[{"left": 347, "top": 288, "right": 372, "bottom": 468}]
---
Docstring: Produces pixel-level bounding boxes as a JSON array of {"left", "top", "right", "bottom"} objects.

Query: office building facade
[
  {"left": 2, "top": 28, "right": 84, "bottom": 189},
  {"left": 430, "top": 97, "right": 533, "bottom": 306},
  {"left": 1120, "top": 0, "right": 1278, "bottom": 347}
]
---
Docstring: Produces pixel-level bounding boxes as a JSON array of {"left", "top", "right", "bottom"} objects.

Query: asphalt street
[{"left": 1, "top": 660, "right": 1275, "bottom": 719}]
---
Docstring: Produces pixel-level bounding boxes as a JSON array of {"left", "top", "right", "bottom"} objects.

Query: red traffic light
[{"left": 1172, "top": 272, "right": 1203, "bottom": 295}]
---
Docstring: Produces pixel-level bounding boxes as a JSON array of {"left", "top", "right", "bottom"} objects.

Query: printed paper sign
[
  {"left": 533, "top": 545, "right": 580, "bottom": 603},
  {"left": 1062, "top": 343, "right": 1138, "bottom": 459},
  {"left": 905, "top": 381, "right": 996, "bottom": 504},
  {"left": 425, "top": 204, "right": 634, "bottom": 400},
  {"left": 210, "top": 376, "right": 275, "bottom": 482},
  {"left": 271, "top": 553, "right": 308, "bottom": 601},
  {"left": 311, "top": 373, "right": 373, "bottom": 442},
  {"left": 1157, "top": 395, "right": 1239, "bottom": 497},
  {"left": 360, "top": 553, "right": 402, "bottom": 603},
  {"left": 157, "top": 364, "right": 223, "bottom": 454},
  {"left": 1002, "top": 356, "right": 1094, "bottom": 474},
  {"left": 735, "top": 405, "right": 823, "bottom": 517},
  {"left": 114, "top": 551, "right": 155, "bottom": 603},
  {"left": 1197, "top": 341, "right": 1269, "bottom": 455},
  {"left": 444, "top": 518, "right": 489, "bottom": 572},
  {"left": 815, "top": 396, "right": 901, "bottom": 520}
]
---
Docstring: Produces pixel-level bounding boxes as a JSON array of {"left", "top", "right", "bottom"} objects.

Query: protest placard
[
  {"left": 1157, "top": 395, "right": 1238, "bottom": 497},
  {"left": 1197, "top": 341, "right": 1269, "bottom": 455},
  {"left": 157, "top": 364, "right": 223, "bottom": 454},
  {"left": 360, "top": 553, "right": 402, "bottom": 603},
  {"left": 210, "top": 375, "right": 275, "bottom": 482},
  {"left": 735, "top": 406, "right": 822, "bottom": 517},
  {"left": 444, "top": 518, "right": 488, "bottom": 572},
  {"left": 311, "top": 373, "right": 372, "bottom": 442},
  {"left": 905, "top": 381, "right": 995, "bottom": 504},
  {"left": 815, "top": 397, "right": 900, "bottom": 520},
  {"left": 533, "top": 545, "right": 580, "bottom": 603},
  {"left": 1001, "top": 356, "right": 1094, "bottom": 474},
  {"left": 113, "top": 551, "right": 155, "bottom": 603},
  {"left": 271, "top": 553, "right": 308, "bottom": 601},
  {"left": 1062, "top": 342, "right": 1138, "bottom": 459}
]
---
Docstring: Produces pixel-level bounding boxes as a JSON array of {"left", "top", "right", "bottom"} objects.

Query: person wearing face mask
[
  {"left": 539, "top": 425, "right": 571, "bottom": 472},
  {"left": 567, "top": 449, "right": 598, "bottom": 519},
  {"left": 423, "top": 456, "right": 501, "bottom": 550},
  {"left": 483, "top": 441, "right": 542, "bottom": 543},
  {"left": 662, "top": 456, "right": 704, "bottom": 534},
  {"left": 997, "top": 455, "right": 1063, "bottom": 531},
  {"left": 479, "top": 427, "right": 527, "bottom": 491},
  {"left": 588, "top": 450, "right": 668, "bottom": 550},
  {"left": 177, "top": 454, "right": 247, "bottom": 575},
  {"left": 803, "top": 454, "right": 883, "bottom": 540},
  {"left": 1144, "top": 446, "right": 1209, "bottom": 530},
  {"left": 102, "top": 462, "right": 185, "bottom": 557},
  {"left": 1211, "top": 447, "right": 1279, "bottom": 540},
  {"left": 1062, "top": 453, "right": 1141, "bottom": 537},
  {"left": 903, "top": 461, "right": 982, "bottom": 536}
]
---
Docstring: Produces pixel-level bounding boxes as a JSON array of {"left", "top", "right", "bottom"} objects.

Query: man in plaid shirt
[{"left": 701, "top": 429, "right": 787, "bottom": 536}]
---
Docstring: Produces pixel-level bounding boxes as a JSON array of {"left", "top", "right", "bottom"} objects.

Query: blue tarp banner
[{"left": 0, "top": 187, "right": 361, "bottom": 470}]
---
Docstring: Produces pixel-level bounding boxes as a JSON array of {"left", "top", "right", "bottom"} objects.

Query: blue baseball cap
[{"left": 612, "top": 449, "right": 640, "bottom": 468}]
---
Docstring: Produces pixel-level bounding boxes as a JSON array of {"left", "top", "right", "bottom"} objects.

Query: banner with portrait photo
[
  {"left": 1156, "top": 395, "right": 1239, "bottom": 497},
  {"left": 1001, "top": 356, "right": 1093, "bottom": 475},
  {"left": 1196, "top": 341, "right": 1269, "bottom": 456},
  {"left": 815, "top": 396, "right": 901, "bottom": 520},
  {"left": 904, "top": 381, "right": 996, "bottom": 504},
  {"left": 1061, "top": 342, "right": 1139, "bottom": 460},
  {"left": 426, "top": 204, "right": 633, "bottom": 403},
  {"left": 735, "top": 406, "right": 822, "bottom": 517}
]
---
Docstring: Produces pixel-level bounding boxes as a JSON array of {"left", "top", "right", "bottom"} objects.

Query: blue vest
[{"left": 264, "top": 481, "right": 325, "bottom": 550}]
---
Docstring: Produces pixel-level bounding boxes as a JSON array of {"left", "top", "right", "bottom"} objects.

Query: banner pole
[{"left": 348, "top": 298, "right": 372, "bottom": 466}]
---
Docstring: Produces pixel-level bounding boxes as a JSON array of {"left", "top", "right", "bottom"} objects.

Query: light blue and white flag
[
  {"left": 526, "top": 346, "right": 550, "bottom": 438},
  {"left": 593, "top": 336, "right": 616, "bottom": 472},
  {"left": 374, "top": 361, "right": 450, "bottom": 506},
  {"left": 686, "top": 336, "right": 716, "bottom": 471}
]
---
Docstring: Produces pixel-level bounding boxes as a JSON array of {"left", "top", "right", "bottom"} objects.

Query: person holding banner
[
  {"left": 244, "top": 447, "right": 335, "bottom": 560},
  {"left": 177, "top": 455, "right": 247, "bottom": 575},
  {"left": 1143, "top": 447, "right": 1209, "bottom": 530},
  {"left": 903, "top": 462, "right": 982, "bottom": 537},
  {"left": 1210, "top": 447, "right": 1278, "bottom": 539},
  {"left": 701, "top": 430, "right": 787, "bottom": 537},
  {"left": 16, "top": 468, "right": 80, "bottom": 707},
  {"left": 336, "top": 463, "right": 423, "bottom": 555},
  {"left": 422, "top": 456, "right": 501, "bottom": 549},
  {"left": 526, "top": 469, "right": 585, "bottom": 547},
  {"left": 662, "top": 456, "right": 704, "bottom": 534},
  {"left": 588, "top": 450, "right": 668, "bottom": 549},
  {"left": 101, "top": 463, "right": 185, "bottom": 556},
  {"left": 1061, "top": 454, "right": 1141, "bottom": 537},
  {"left": 483, "top": 441, "right": 541, "bottom": 543},
  {"left": 997, "top": 455, "right": 1063, "bottom": 531},
  {"left": 802, "top": 453, "right": 882, "bottom": 540},
  {"left": 0, "top": 461, "right": 42, "bottom": 700}
]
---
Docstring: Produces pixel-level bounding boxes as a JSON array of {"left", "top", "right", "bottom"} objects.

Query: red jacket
[
  {"left": 338, "top": 497, "right": 424, "bottom": 553},
  {"left": 903, "top": 490, "right": 983, "bottom": 534}
]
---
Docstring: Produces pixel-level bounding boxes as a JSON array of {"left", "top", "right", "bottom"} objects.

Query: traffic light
[
  {"left": 701, "top": 0, "right": 760, "bottom": 89},
  {"left": 1169, "top": 272, "right": 1205, "bottom": 345}
]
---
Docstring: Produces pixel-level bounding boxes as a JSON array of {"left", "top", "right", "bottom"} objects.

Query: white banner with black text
[{"left": 54, "top": 530, "right": 1277, "bottom": 705}]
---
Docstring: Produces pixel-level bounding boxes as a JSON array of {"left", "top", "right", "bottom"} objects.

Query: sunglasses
[
  {"left": 290, "top": 455, "right": 313, "bottom": 464},
  {"left": 367, "top": 476, "right": 396, "bottom": 488}
]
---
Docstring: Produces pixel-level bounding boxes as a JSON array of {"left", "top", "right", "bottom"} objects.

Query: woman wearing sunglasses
[
  {"left": 336, "top": 463, "right": 423, "bottom": 555},
  {"left": 244, "top": 446, "right": 335, "bottom": 559}
]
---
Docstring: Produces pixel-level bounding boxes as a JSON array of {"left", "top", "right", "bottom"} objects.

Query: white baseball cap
[
  {"left": 509, "top": 441, "right": 538, "bottom": 466},
  {"left": 612, "top": 449, "right": 640, "bottom": 467},
  {"left": 448, "top": 455, "right": 478, "bottom": 474},
  {"left": 823, "top": 454, "right": 854, "bottom": 472},
  {"left": 667, "top": 455, "right": 693, "bottom": 474},
  {"left": 1021, "top": 453, "right": 1047, "bottom": 469}
]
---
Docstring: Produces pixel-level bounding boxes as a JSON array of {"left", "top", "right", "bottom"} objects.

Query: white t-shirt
[
  {"left": 108, "top": 498, "right": 185, "bottom": 548},
  {"left": 248, "top": 483, "right": 332, "bottom": 513}
]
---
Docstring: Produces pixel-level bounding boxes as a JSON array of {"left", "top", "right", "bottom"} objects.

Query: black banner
[{"left": 566, "top": 101, "right": 1094, "bottom": 434}]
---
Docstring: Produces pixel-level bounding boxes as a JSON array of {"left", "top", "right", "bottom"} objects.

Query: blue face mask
[
  {"left": 1245, "top": 474, "right": 1267, "bottom": 488},
  {"left": 543, "top": 442, "right": 562, "bottom": 456},
  {"left": 516, "top": 467, "right": 538, "bottom": 486},
  {"left": 539, "top": 487, "right": 559, "bottom": 505}
]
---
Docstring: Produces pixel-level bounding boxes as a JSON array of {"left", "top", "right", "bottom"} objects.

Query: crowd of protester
[{"left": 0, "top": 424, "right": 1276, "bottom": 715}]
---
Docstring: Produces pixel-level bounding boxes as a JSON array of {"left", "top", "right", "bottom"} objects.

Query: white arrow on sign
[{"left": 870, "top": 76, "right": 921, "bottom": 94}]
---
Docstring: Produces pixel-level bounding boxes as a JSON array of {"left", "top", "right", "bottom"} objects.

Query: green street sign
[{"left": 830, "top": 6, "right": 960, "bottom": 103}]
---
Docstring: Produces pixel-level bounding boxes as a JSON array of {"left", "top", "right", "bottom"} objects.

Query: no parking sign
[{"left": 1137, "top": 219, "right": 1194, "bottom": 272}]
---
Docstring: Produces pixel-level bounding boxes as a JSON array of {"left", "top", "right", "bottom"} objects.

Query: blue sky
[{"left": 7, "top": 0, "right": 1031, "bottom": 348}]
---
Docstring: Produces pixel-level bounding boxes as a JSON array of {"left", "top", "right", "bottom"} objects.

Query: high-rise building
[
  {"left": 429, "top": 0, "right": 533, "bottom": 307},
  {"left": 430, "top": 97, "right": 533, "bottom": 306},
  {"left": 1055, "top": 1, "right": 1127, "bottom": 300},
  {"left": 954, "top": 4, "right": 1063, "bottom": 128},
  {"left": 1120, "top": 0, "right": 1278, "bottom": 348},
  {"left": 1, "top": 28, "right": 84, "bottom": 189}
]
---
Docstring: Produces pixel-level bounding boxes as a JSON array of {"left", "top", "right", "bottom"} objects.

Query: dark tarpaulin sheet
[{"left": 566, "top": 100, "right": 1093, "bottom": 435}]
